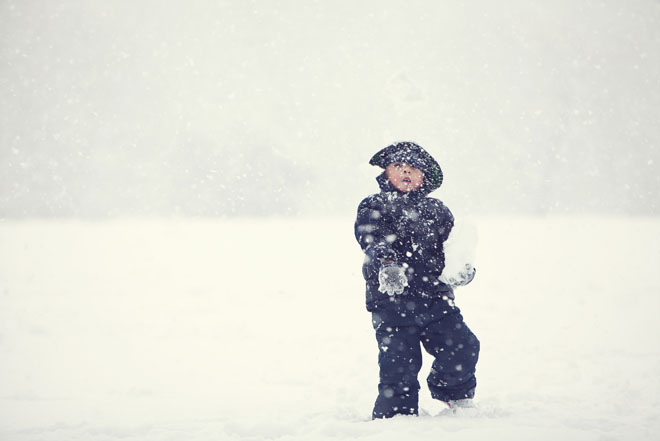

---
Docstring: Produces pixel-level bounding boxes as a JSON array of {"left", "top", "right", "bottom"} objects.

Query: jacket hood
[{"left": 369, "top": 141, "right": 443, "bottom": 195}]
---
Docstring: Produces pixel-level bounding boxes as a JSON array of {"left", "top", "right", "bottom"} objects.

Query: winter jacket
[{"left": 355, "top": 142, "right": 455, "bottom": 311}]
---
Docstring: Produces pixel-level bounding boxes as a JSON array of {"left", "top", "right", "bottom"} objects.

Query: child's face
[{"left": 385, "top": 162, "right": 424, "bottom": 192}]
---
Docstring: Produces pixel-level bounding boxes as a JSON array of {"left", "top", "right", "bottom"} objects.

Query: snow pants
[{"left": 370, "top": 297, "right": 479, "bottom": 419}]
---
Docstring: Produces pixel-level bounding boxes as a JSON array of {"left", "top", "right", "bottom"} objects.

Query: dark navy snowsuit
[{"left": 354, "top": 142, "right": 480, "bottom": 419}]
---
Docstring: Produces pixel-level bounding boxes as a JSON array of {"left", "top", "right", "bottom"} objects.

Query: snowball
[{"left": 440, "top": 217, "right": 478, "bottom": 285}]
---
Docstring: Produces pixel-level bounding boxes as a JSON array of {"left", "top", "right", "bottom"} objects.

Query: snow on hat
[{"left": 369, "top": 141, "right": 444, "bottom": 192}]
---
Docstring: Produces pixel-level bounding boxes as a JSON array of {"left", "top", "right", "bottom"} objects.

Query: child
[{"left": 354, "top": 141, "right": 479, "bottom": 419}]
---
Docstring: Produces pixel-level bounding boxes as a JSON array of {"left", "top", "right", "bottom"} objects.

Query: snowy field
[{"left": 1, "top": 216, "right": 659, "bottom": 441}]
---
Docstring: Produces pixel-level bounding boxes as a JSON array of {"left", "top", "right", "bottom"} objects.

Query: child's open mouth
[{"left": 402, "top": 178, "right": 411, "bottom": 183}]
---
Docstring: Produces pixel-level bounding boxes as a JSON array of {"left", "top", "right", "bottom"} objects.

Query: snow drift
[{"left": 1, "top": 216, "right": 659, "bottom": 440}]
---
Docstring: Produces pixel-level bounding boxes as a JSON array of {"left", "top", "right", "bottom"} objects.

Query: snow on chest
[{"left": 395, "top": 208, "right": 438, "bottom": 255}]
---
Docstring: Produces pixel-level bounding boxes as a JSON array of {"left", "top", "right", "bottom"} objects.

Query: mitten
[
  {"left": 378, "top": 263, "right": 409, "bottom": 296},
  {"left": 442, "top": 263, "right": 476, "bottom": 287}
]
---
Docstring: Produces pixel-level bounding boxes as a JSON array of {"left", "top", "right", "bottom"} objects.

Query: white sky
[{"left": 1, "top": 0, "right": 659, "bottom": 217}]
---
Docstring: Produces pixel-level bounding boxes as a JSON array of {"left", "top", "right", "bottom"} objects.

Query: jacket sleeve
[
  {"left": 354, "top": 195, "right": 397, "bottom": 269},
  {"left": 436, "top": 202, "right": 455, "bottom": 244}
]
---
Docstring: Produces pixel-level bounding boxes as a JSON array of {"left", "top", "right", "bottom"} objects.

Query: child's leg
[
  {"left": 421, "top": 311, "right": 480, "bottom": 403},
  {"left": 373, "top": 323, "right": 423, "bottom": 418}
]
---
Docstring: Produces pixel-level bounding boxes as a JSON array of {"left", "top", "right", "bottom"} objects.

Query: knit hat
[{"left": 369, "top": 141, "right": 443, "bottom": 192}]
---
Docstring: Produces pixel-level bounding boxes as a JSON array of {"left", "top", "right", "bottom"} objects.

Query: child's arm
[
  {"left": 439, "top": 207, "right": 478, "bottom": 287},
  {"left": 354, "top": 195, "right": 397, "bottom": 269},
  {"left": 433, "top": 200, "right": 455, "bottom": 244}
]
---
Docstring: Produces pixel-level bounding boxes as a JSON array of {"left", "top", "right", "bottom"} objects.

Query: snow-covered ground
[{"left": 1, "top": 216, "right": 659, "bottom": 441}]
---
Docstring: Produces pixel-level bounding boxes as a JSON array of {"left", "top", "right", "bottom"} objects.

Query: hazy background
[{"left": 1, "top": 0, "right": 659, "bottom": 219}]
